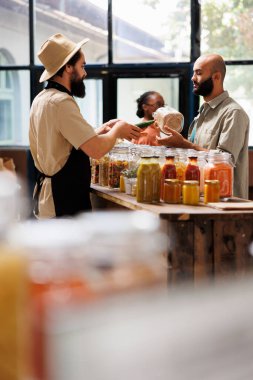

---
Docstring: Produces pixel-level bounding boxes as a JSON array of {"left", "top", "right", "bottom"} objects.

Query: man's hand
[
  {"left": 156, "top": 126, "right": 188, "bottom": 147},
  {"left": 114, "top": 120, "right": 141, "bottom": 140},
  {"left": 96, "top": 119, "right": 120, "bottom": 135}
]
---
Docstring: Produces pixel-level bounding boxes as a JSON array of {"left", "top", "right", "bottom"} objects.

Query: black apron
[{"left": 33, "top": 81, "right": 92, "bottom": 217}]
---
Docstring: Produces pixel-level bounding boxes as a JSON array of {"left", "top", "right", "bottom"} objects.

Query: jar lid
[
  {"left": 165, "top": 179, "right": 179, "bottom": 184},
  {"left": 183, "top": 180, "right": 199, "bottom": 185},
  {"left": 204, "top": 180, "right": 220, "bottom": 185}
]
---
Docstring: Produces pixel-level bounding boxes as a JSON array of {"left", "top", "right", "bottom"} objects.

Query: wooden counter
[{"left": 91, "top": 185, "right": 253, "bottom": 286}]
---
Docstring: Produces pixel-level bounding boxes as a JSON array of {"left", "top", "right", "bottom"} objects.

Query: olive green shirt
[{"left": 188, "top": 91, "right": 250, "bottom": 199}]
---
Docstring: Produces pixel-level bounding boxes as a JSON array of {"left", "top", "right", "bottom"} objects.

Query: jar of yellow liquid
[
  {"left": 136, "top": 156, "right": 161, "bottom": 203},
  {"left": 119, "top": 175, "right": 125, "bottom": 192},
  {"left": 204, "top": 179, "right": 220, "bottom": 203},
  {"left": 182, "top": 180, "right": 199, "bottom": 205}
]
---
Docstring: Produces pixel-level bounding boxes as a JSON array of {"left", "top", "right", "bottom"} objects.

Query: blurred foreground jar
[
  {"left": 6, "top": 219, "right": 93, "bottom": 380},
  {"left": 77, "top": 211, "right": 168, "bottom": 294},
  {"left": 204, "top": 180, "right": 220, "bottom": 203},
  {"left": 204, "top": 152, "right": 233, "bottom": 198},
  {"left": 136, "top": 156, "right": 161, "bottom": 203},
  {"left": 182, "top": 180, "right": 199, "bottom": 205},
  {"left": 163, "top": 179, "right": 181, "bottom": 204},
  {"left": 0, "top": 247, "right": 30, "bottom": 380}
]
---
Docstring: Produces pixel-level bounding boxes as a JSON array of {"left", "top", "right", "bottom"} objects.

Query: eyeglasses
[{"left": 145, "top": 102, "right": 165, "bottom": 108}]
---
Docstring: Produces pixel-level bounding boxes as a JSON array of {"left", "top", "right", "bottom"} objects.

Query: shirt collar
[
  {"left": 206, "top": 90, "right": 229, "bottom": 109},
  {"left": 46, "top": 81, "right": 72, "bottom": 97}
]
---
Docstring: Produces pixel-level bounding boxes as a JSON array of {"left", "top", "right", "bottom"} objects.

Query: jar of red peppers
[
  {"left": 185, "top": 153, "right": 200, "bottom": 184},
  {"left": 204, "top": 151, "right": 233, "bottom": 198},
  {"left": 108, "top": 147, "right": 129, "bottom": 189}
]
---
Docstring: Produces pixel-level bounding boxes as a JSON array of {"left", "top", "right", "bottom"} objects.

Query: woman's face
[{"left": 143, "top": 93, "right": 165, "bottom": 119}]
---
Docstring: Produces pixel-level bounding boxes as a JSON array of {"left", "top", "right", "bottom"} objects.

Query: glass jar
[
  {"left": 163, "top": 179, "right": 181, "bottom": 204},
  {"left": 108, "top": 147, "right": 129, "bottom": 189},
  {"left": 136, "top": 156, "right": 161, "bottom": 203},
  {"left": 185, "top": 154, "right": 200, "bottom": 183},
  {"left": 182, "top": 180, "right": 199, "bottom": 205},
  {"left": 197, "top": 151, "right": 207, "bottom": 195},
  {"left": 204, "top": 180, "right": 220, "bottom": 203},
  {"left": 98, "top": 153, "right": 109, "bottom": 187},
  {"left": 175, "top": 150, "right": 187, "bottom": 184},
  {"left": 160, "top": 154, "right": 177, "bottom": 200},
  {"left": 204, "top": 152, "right": 233, "bottom": 198},
  {"left": 91, "top": 158, "right": 100, "bottom": 184}
]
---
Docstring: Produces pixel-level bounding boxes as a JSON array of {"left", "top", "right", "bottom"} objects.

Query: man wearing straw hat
[{"left": 29, "top": 33, "right": 140, "bottom": 219}]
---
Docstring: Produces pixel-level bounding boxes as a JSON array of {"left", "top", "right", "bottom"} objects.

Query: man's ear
[
  {"left": 213, "top": 71, "right": 221, "bottom": 81},
  {"left": 65, "top": 64, "right": 73, "bottom": 74}
]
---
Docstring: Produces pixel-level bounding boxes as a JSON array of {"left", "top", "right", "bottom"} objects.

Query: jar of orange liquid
[
  {"left": 163, "top": 179, "right": 181, "bottom": 204},
  {"left": 204, "top": 179, "right": 220, "bottom": 203},
  {"left": 204, "top": 152, "right": 233, "bottom": 198}
]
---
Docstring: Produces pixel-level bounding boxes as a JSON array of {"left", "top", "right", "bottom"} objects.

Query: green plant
[{"left": 121, "top": 167, "right": 138, "bottom": 178}]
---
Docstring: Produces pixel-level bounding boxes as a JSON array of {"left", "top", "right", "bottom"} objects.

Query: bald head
[{"left": 195, "top": 54, "right": 226, "bottom": 82}]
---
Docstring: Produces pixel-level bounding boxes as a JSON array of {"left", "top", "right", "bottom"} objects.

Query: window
[
  {"left": 201, "top": 0, "right": 253, "bottom": 60},
  {"left": 117, "top": 77, "right": 179, "bottom": 123},
  {"left": 75, "top": 79, "right": 103, "bottom": 127},
  {"left": 35, "top": 0, "right": 108, "bottom": 64},
  {"left": 0, "top": 0, "right": 252, "bottom": 147},
  {"left": 112, "top": 0, "right": 191, "bottom": 63}
]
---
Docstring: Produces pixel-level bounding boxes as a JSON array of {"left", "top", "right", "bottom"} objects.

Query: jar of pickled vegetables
[
  {"left": 204, "top": 152, "right": 233, "bottom": 198},
  {"left": 160, "top": 154, "right": 177, "bottom": 200},
  {"left": 163, "top": 179, "right": 181, "bottom": 204},
  {"left": 182, "top": 180, "right": 199, "bottom": 205},
  {"left": 108, "top": 147, "right": 129, "bottom": 189},
  {"left": 91, "top": 158, "right": 100, "bottom": 184},
  {"left": 136, "top": 156, "right": 161, "bottom": 203},
  {"left": 204, "top": 180, "right": 220, "bottom": 203},
  {"left": 185, "top": 154, "right": 200, "bottom": 184},
  {"left": 99, "top": 154, "right": 109, "bottom": 187}
]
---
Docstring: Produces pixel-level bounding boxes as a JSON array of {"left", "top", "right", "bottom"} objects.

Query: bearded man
[
  {"left": 29, "top": 33, "right": 140, "bottom": 219},
  {"left": 157, "top": 54, "right": 250, "bottom": 199}
]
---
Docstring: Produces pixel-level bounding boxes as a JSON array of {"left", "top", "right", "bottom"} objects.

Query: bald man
[{"left": 157, "top": 54, "right": 249, "bottom": 199}]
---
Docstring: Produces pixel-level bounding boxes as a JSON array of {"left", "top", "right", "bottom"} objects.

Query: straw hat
[{"left": 38, "top": 33, "right": 89, "bottom": 83}]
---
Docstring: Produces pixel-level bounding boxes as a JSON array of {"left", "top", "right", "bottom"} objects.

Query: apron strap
[{"left": 33, "top": 171, "right": 52, "bottom": 216}]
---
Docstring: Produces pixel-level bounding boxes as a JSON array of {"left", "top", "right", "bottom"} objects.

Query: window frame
[{"left": 0, "top": 0, "right": 252, "bottom": 147}]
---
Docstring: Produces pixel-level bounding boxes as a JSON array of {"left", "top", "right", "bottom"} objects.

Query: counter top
[{"left": 90, "top": 184, "right": 253, "bottom": 221}]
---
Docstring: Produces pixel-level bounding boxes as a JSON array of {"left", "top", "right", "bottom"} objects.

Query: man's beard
[
  {"left": 71, "top": 74, "right": 86, "bottom": 98},
  {"left": 193, "top": 77, "right": 213, "bottom": 97}
]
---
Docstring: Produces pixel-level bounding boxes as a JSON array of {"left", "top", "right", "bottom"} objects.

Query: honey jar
[
  {"left": 204, "top": 179, "right": 220, "bottom": 203},
  {"left": 163, "top": 179, "right": 181, "bottom": 204},
  {"left": 182, "top": 180, "right": 199, "bottom": 205}
]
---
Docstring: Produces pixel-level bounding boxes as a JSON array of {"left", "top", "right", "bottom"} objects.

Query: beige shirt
[
  {"left": 188, "top": 91, "right": 250, "bottom": 199},
  {"left": 29, "top": 88, "right": 97, "bottom": 218}
]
